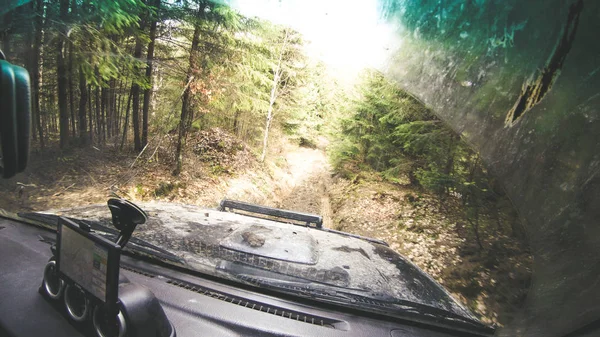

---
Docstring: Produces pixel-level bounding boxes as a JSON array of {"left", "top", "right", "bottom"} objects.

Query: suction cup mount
[{"left": 107, "top": 198, "right": 147, "bottom": 249}]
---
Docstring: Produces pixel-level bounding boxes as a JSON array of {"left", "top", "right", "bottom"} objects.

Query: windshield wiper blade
[
  {"left": 255, "top": 276, "right": 493, "bottom": 335},
  {"left": 217, "top": 262, "right": 492, "bottom": 334}
]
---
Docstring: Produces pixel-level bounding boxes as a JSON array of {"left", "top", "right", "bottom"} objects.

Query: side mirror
[{"left": 0, "top": 50, "right": 31, "bottom": 178}]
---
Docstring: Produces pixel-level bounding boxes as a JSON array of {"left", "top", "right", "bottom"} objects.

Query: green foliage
[
  {"left": 4, "top": 0, "right": 334, "bottom": 156},
  {"left": 415, "top": 167, "right": 454, "bottom": 194},
  {"left": 332, "top": 69, "right": 521, "bottom": 248},
  {"left": 197, "top": 18, "right": 315, "bottom": 148},
  {"left": 68, "top": 0, "right": 147, "bottom": 87},
  {"left": 334, "top": 69, "right": 447, "bottom": 178}
]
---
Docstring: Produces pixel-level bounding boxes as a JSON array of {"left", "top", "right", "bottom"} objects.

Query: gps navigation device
[{"left": 56, "top": 217, "right": 121, "bottom": 306}]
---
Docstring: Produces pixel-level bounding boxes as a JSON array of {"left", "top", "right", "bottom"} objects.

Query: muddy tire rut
[{"left": 275, "top": 147, "right": 333, "bottom": 227}]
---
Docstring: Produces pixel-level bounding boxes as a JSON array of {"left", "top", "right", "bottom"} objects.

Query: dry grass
[{"left": 328, "top": 176, "right": 532, "bottom": 327}]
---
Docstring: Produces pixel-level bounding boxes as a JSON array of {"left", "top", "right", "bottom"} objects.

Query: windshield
[
  {"left": 1, "top": 0, "right": 598, "bottom": 336},
  {"left": 24, "top": 202, "right": 478, "bottom": 322}
]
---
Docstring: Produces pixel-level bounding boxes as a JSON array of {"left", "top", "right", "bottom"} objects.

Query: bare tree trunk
[
  {"left": 112, "top": 79, "right": 123, "bottom": 136},
  {"left": 151, "top": 66, "right": 160, "bottom": 116},
  {"left": 31, "top": 0, "right": 45, "bottom": 148},
  {"left": 142, "top": 0, "right": 160, "bottom": 148},
  {"left": 115, "top": 78, "right": 123, "bottom": 132},
  {"left": 57, "top": 0, "right": 70, "bottom": 148},
  {"left": 130, "top": 84, "right": 142, "bottom": 150},
  {"left": 121, "top": 87, "right": 133, "bottom": 150},
  {"left": 105, "top": 84, "right": 111, "bottom": 138},
  {"left": 24, "top": 2, "right": 35, "bottom": 142},
  {"left": 78, "top": 66, "right": 88, "bottom": 144},
  {"left": 112, "top": 80, "right": 117, "bottom": 137},
  {"left": 104, "top": 83, "right": 113, "bottom": 139},
  {"left": 260, "top": 94, "right": 275, "bottom": 162},
  {"left": 95, "top": 82, "right": 101, "bottom": 142},
  {"left": 260, "top": 30, "right": 288, "bottom": 162},
  {"left": 109, "top": 78, "right": 117, "bottom": 138},
  {"left": 68, "top": 41, "right": 76, "bottom": 136},
  {"left": 88, "top": 85, "right": 93, "bottom": 144},
  {"left": 130, "top": 19, "right": 147, "bottom": 151},
  {"left": 51, "top": 112, "right": 57, "bottom": 133},
  {"left": 233, "top": 110, "right": 241, "bottom": 135},
  {"left": 174, "top": 7, "right": 202, "bottom": 176},
  {"left": 101, "top": 87, "right": 107, "bottom": 141}
]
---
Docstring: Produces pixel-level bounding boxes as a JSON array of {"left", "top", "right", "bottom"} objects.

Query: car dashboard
[{"left": 0, "top": 217, "right": 487, "bottom": 337}]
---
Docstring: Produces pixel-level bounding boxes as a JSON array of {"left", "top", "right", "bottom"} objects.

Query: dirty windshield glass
[{"left": 1, "top": 0, "right": 599, "bottom": 336}]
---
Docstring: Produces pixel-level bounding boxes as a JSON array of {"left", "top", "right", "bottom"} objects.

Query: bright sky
[{"left": 229, "top": 0, "right": 396, "bottom": 75}]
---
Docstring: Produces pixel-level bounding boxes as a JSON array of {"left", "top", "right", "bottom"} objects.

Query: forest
[
  {"left": 0, "top": 0, "right": 531, "bottom": 327},
  {"left": 0, "top": 0, "right": 327, "bottom": 171}
]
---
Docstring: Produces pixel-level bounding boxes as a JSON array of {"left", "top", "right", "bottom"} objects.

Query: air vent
[
  {"left": 121, "top": 266, "right": 157, "bottom": 278},
  {"left": 165, "top": 279, "right": 347, "bottom": 330}
]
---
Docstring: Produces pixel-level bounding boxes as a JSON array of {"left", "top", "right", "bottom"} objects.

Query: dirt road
[{"left": 276, "top": 147, "right": 333, "bottom": 226}]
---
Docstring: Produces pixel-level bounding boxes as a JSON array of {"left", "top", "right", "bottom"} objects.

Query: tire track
[{"left": 277, "top": 147, "right": 332, "bottom": 227}]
